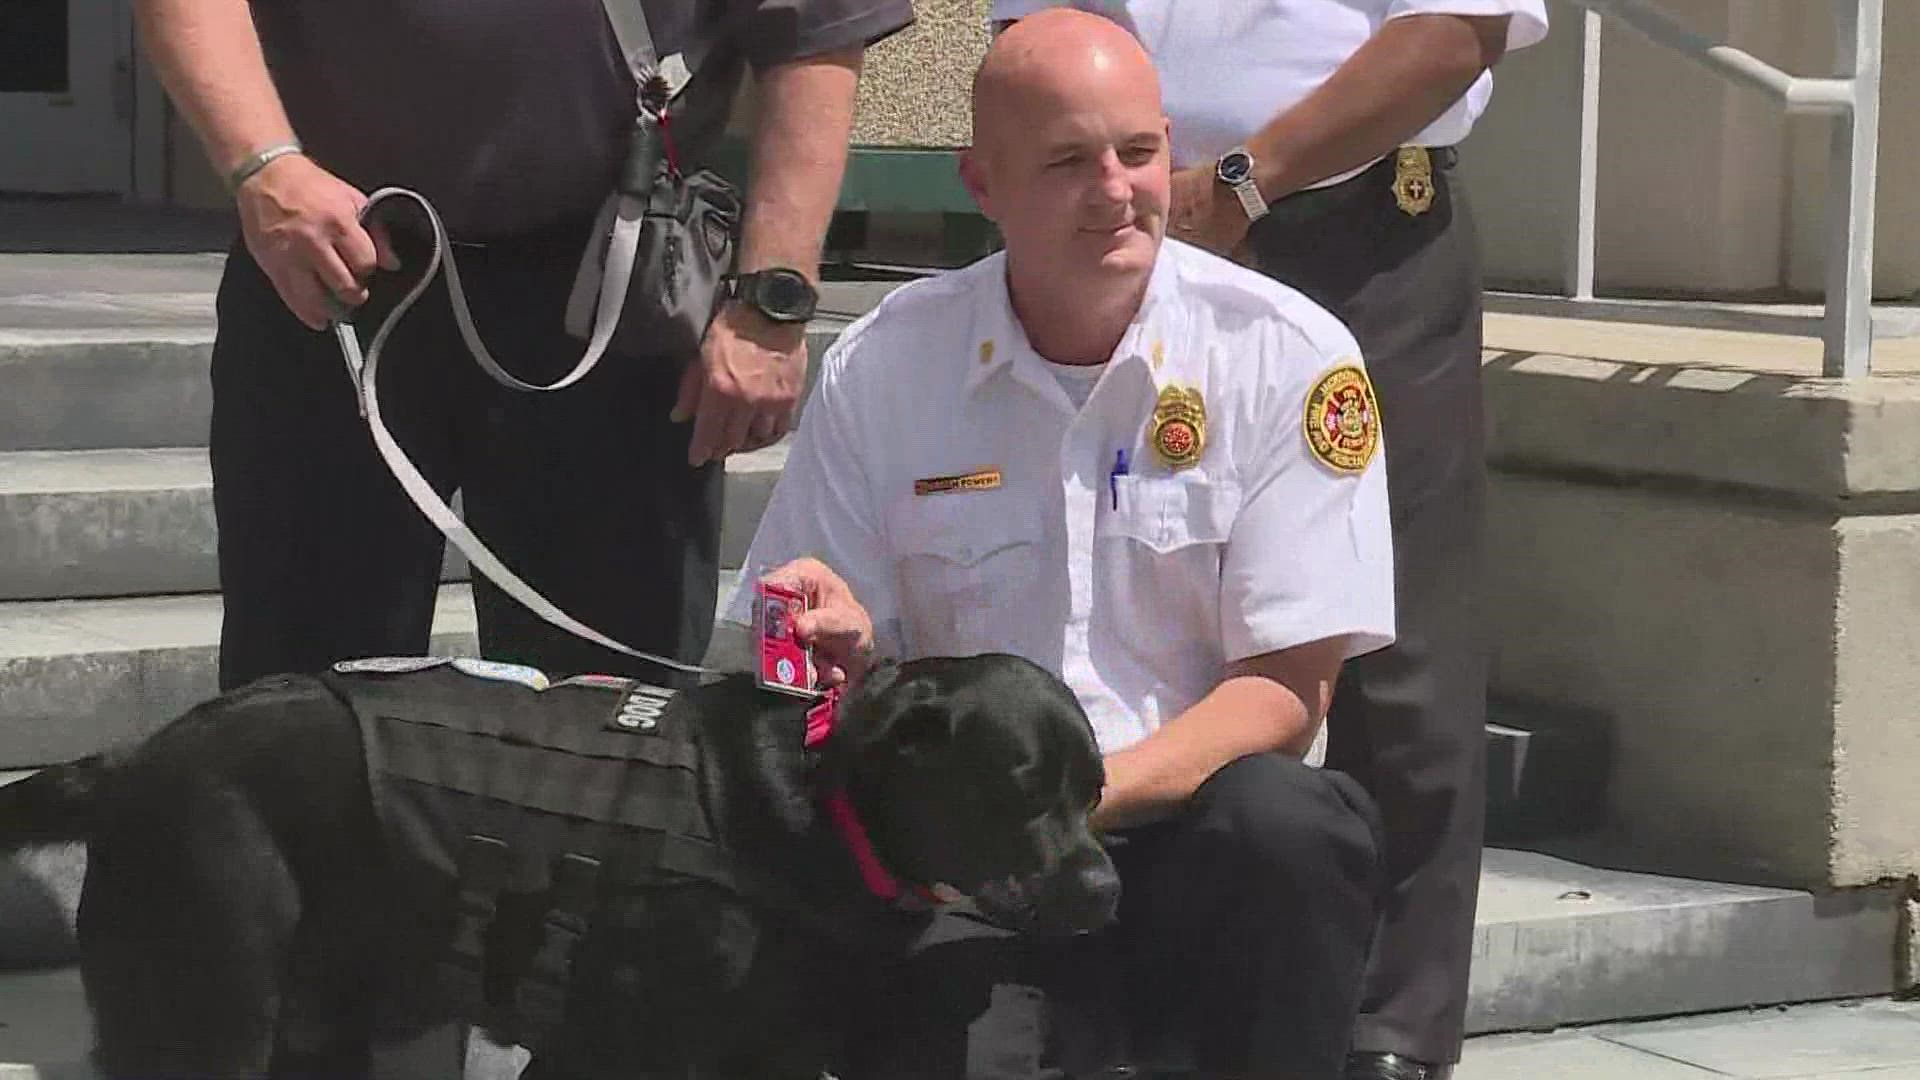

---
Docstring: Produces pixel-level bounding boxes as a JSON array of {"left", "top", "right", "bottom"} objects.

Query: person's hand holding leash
[
  {"left": 235, "top": 153, "right": 399, "bottom": 331},
  {"left": 760, "top": 557, "right": 875, "bottom": 688},
  {"left": 673, "top": 302, "right": 808, "bottom": 465}
]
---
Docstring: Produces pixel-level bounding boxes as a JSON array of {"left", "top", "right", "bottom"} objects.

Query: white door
[{"left": 0, "top": 0, "right": 133, "bottom": 193}]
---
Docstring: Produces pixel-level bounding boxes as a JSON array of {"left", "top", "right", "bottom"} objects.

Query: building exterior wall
[
  {"left": 1464, "top": 0, "right": 1918, "bottom": 300},
  {"left": 152, "top": 0, "right": 1918, "bottom": 303}
]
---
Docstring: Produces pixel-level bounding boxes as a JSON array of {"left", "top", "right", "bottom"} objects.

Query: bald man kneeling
[{"left": 730, "top": 11, "right": 1392, "bottom": 1078}]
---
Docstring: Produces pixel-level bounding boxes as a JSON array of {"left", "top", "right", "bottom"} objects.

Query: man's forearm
[
  {"left": 737, "top": 47, "right": 865, "bottom": 282},
  {"left": 135, "top": 0, "right": 297, "bottom": 179},
  {"left": 1244, "top": 14, "right": 1510, "bottom": 199},
  {"left": 1093, "top": 637, "right": 1346, "bottom": 832},
  {"left": 1093, "top": 675, "right": 1318, "bottom": 832}
]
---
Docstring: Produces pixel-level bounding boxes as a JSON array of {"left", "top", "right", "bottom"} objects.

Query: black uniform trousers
[
  {"left": 838, "top": 753, "right": 1384, "bottom": 1079},
  {"left": 1243, "top": 151, "right": 1488, "bottom": 1065},
  {"left": 209, "top": 216, "right": 722, "bottom": 691}
]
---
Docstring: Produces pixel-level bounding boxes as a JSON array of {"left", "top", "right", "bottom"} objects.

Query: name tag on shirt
[{"left": 914, "top": 468, "right": 1003, "bottom": 496}]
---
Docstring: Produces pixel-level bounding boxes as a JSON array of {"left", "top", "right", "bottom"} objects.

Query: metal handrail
[{"left": 1562, "top": 0, "right": 1883, "bottom": 377}]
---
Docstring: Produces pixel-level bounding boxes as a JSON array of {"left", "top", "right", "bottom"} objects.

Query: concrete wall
[
  {"left": 1832, "top": 515, "right": 1920, "bottom": 885},
  {"left": 1482, "top": 326, "right": 1920, "bottom": 889},
  {"left": 1487, "top": 475, "right": 1838, "bottom": 885},
  {"left": 852, "top": 0, "right": 989, "bottom": 147},
  {"left": 1782, "top": 0, "right": 1920, "bottom": 298},
  {"left": 1466, "top": 0, "right": 1920, "bottom": 300},
  {"left": 157, "top": 0, "right": 1919, "bottom": 303}
]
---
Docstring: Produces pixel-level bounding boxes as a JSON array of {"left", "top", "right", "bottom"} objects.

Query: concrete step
[
  {"left": 0, "top": 446, "right": 786, "bottom": 601},
  {"left": 1468, "top": 848, "right": 1898, "bottom": 1034},
  {"left": 0, "top": 449, "right": 218, "bottom": 600},
  {"left": 0, "top": 252, "right": 222, "bottom": 454},
  {"left": 0, "top": 571, "right": 744, "bottom": 768},
  {"left": 0, "top": 333, "right": 214, "bottom": 454},
  {"left": 0, "top": 849, "right": 1899, "bottom": 1072},
  {"left": 0, "top": 587, "right": 477, "bottom": 766},
  {"left": 0, "top": 317, "right": 850, "bottom": 453}
]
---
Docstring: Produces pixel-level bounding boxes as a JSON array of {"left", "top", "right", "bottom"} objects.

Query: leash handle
[{"left": 330, "top": 189, "right": 716, "bottom": 680}]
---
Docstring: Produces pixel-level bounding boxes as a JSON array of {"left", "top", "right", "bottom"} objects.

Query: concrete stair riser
[
  {"left": 0, "top": 572, "right": 742, "bottom": 768},
  {"left": 1468, "top": 850, "right": 1899, "bottom": 1034},
  {"left": 0, "top": 338, "right": 212, "bottom": 454},
  {"left": 0, "top": 447, "right": 785, "bottom": 600},
  {"left": 0, "top": 325, "right": 843, "bottom": 454}
]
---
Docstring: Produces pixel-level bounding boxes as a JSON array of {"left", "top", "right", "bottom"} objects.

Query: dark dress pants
[
  {"left": 839, "top": 753, "right": 1384, "bottom": 1079},
  {"left": 1244, "top": 153, "right": 1489, "bottom": 1065}
]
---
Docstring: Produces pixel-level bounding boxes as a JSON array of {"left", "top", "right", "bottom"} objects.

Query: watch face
[
  {"left": 1216, "top": 150, "right": 1254, "bottom": 186},
  {"left": 754, "top": 270, "right": 817, "bottom": 321}
]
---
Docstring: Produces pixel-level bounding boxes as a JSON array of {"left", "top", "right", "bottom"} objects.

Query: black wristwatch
[{"left": 725, "top": 268, "right": 819, "bottom": 324}]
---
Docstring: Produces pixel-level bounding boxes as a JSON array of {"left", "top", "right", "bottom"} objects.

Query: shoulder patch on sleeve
[{"left": 1303, "top": 363, "right": 1381, "bottom": 474}]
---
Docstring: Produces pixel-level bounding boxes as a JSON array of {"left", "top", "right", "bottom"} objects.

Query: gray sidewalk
[
  {"left": 1458, "top": 998, "right": 1920, "bottom": 1079},
  {"left": 0, "top": 964, "right": 1916, "bottom": 1078}
]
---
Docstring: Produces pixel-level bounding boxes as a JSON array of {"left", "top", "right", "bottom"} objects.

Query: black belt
[
  {"left": 378, "top": 205, "right": 602, "bottom": 255},
  {"left": 1259, "top": 146, "right": 1458, "bottom": 231}
]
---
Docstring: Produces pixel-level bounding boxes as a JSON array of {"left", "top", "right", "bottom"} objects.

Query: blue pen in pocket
[{"left": 1110, "top": 447, "right": 1130, "bottom": 510}]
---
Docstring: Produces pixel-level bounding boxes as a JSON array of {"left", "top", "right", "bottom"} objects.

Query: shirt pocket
[
  {"left": 1094, "top": 472, "right": 1240, "bottom": 661},
  {"left": 889, "top": 494, "right": 1046, "bottom": 658},
  {"left": 1098, "top": 472, "right": 1241, "bottom": 552}
]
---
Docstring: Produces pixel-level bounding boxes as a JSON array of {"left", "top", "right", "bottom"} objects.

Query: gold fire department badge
[
  {"left": 1149, "top": 385, "right": 1207, "bottom": 470},
  {"left": 1391, "top": 146, "right": 1434, "bottom": 217},
  {"left": 1304, "top": 364, "right": 1380, "bottom": 473}
]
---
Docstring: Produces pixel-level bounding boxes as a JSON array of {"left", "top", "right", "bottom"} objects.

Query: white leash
[{"left": 330, "top": 187, "right": 715, "bottom": 679}]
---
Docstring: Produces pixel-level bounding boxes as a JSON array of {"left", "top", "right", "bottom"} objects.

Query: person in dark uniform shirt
[{"left": 135, "top": 0, "right": 913, "bottom": 690}]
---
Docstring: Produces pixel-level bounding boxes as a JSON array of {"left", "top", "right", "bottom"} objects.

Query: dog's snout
[
  {"left": 975, "top": 846, "right": 1120, "bottom": 938},
  {"left": 1046, "top": 857, "right": 1120, "bottom": 935}
]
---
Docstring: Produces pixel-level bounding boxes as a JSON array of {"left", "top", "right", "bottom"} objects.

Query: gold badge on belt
[
  {"left": 1149, "top": 385, "right": 1207, "bottom": 470},
  {"left": 1304, "top": 364, "right": 1381, "bottom": 473},
  {"left": 1391, "top": 146, "right": 1434, "bottom": 217}
]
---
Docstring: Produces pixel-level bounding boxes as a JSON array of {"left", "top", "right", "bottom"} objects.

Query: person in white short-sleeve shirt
[
  {"left": 985, "top": 2, "right": 1548, "bottom": 1077},
  {"left": 727, "top": 236, "right": 1394, "bottom": 756},
  {"left": 723, "top": 11, "right": 1396, "bottom": 1077}
]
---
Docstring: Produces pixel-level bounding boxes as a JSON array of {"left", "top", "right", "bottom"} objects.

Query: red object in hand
[{"left": 755, "top": 580, "right": 817, "bottom": 697}]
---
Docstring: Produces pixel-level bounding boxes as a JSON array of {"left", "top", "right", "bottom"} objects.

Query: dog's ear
[
  {"left": 872, "top": 704, "right": 954, "bottom": 761},
  {"left": 851, "top": 657, "right": 902, "bottom": 705},
  {"left": 833, "top": 659, "right": 950, "bottom": 761}
]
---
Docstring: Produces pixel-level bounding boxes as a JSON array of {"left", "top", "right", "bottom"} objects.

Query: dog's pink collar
[{"left": 805, "top": 690, "right": 940, "bottom": 905}]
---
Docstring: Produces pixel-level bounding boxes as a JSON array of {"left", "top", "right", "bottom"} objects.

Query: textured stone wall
[{"left": 851, "top": 0, "right": 990, "bottom": 148}]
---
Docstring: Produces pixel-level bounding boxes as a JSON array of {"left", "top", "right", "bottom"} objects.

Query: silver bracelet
[{"left": 225, "top": 142, "right": 304, "bottom": 193}]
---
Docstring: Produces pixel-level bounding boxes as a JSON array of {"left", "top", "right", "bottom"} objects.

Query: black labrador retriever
[{"left": 0, "top": 652, "right": 1118, "bottom": 1079}]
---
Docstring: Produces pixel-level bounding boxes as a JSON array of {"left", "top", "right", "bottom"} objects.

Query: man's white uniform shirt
[
  {"left": 727, "top": 241, "right": 1395, "bottom": 754},
  {"left": 989, "top": 0, "right": 1550, "bottom": 177}
]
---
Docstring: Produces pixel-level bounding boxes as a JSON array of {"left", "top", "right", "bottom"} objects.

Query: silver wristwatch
[{"left": 1215, "top": 146, "right": 1269, "bottom": 223}]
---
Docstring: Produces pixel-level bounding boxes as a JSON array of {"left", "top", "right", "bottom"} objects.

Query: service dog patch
[
  {"left": 607, "top": 683, "right": 677, "bottom": 734},
  {"left": 1303, "top": 364, "right": 1381, "bottom": 474}
]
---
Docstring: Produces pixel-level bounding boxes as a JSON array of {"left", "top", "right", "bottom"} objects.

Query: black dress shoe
[{"left": 1344, "top": 1051, "right": 1451, "bottom": 1080}]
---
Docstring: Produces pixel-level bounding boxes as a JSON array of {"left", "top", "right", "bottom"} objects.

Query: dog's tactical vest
[{"left": 318, "top": 657, "right": 730, "bottom": 1042}]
